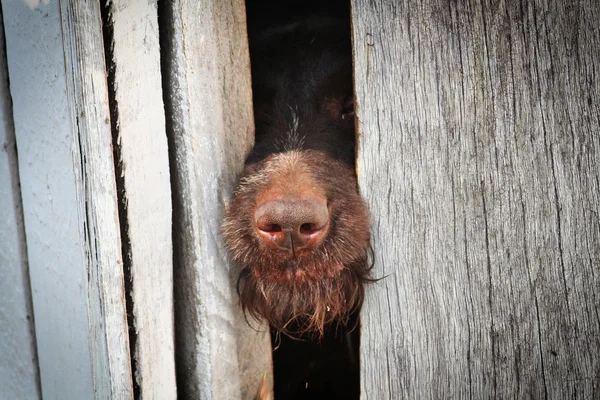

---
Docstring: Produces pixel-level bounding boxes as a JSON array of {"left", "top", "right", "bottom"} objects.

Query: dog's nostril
[
  {"left": 258, "top": 223, "right": 282, "bottom": 233},
  {"left": 299, "top": 223, "right": 318, "bottom": 235}
]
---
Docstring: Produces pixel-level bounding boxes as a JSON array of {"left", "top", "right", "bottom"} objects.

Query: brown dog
[{"left": 222, "top": 17, "right": 371, "bottom": 338}]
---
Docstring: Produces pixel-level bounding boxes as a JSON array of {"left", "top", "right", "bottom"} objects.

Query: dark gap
[
  {"left": 155, "top": 1, "right": 193, "bottom": 396},
  {"left": 245, "top": 0, "right": 350, "bottom": 38},
  {"left": 0, "top": 4, "right": 43, "bottom": 398},
  {"left": 99, "top": 3, "right": 139, "bottom": 399},
  {"left": 245, "top": 1, "right": 361, "bottom": 399}
]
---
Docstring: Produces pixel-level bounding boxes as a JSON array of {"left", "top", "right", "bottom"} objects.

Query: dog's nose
[{"left": 254, "top": 198, "right": 329, "bottom": 251}]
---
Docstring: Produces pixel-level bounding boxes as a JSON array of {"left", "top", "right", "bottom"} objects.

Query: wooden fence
[
  {"left": 0, "top": 0, "right": 598, "bottom": 399},
  {"left": 354, "top": 0, "right": 600, "bottom": 397}
]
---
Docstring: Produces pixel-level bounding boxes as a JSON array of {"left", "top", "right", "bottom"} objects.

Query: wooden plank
[
  {"left": 2, "top": 1, "right": 132, "bottom": 399},
  {"left": 0, "top": 9, "right": 40, "bottom": 398},
  {"left": 159, "top": 0, "right": 273, "bottom": 398},
  {"left": 104, "top": 1, "right": 176, "bottom": 398},
  {"left": 21, "top": 0, "right": 48, "bottom": 10},
  {"left": 352, "top": 0, "right": 600, "bottom": 398}
]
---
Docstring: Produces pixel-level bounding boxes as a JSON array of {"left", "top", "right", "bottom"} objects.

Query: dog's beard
[
  {"left": 238, "top": 255, "right": 370, "bottom": 337},
  {"left": 222, "top": 150, "right": 373, "bottom": 337}
]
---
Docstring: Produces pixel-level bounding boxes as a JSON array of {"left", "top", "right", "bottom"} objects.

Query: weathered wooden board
[
  {"left": 0, "top": 11, "right": 40, "bottom": 398},
  {"left": 2, "top": 1, "right": 132, "bottom": 399},
  {"left": 104, "top": 1, "right": 176, "bottom": 398},
  {"left": 160, "top": 0, "right": 273, "bottom": 398},
  {"left": 21, "top": 0, "right": 48, "bottom": 10},
  {"left": 352, "top": 0, "right": 600, "bottom": 398}
]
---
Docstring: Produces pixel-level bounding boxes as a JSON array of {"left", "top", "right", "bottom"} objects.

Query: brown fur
[
  {"left": 222, "top": 150, "right": 371, "bottom": 336},
  {"left": 222, "top": 17, "right": 371, "bottom": 339}
]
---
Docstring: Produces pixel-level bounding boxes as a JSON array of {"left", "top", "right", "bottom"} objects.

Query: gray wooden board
[
  {"left": 2, "top": 1, "right": 132, "bottom": 398},
  {"left": 160, "top": 0, "right": 273, "bottom": 398},
  {"left": 352, "top": 0, "right": 600, "bottom": 398},
  {"left": 0, "top": 8, "right": 40, "bottom": 398},
  {"left": 106, "top": 1, "right": 176, "bottom": 398}
]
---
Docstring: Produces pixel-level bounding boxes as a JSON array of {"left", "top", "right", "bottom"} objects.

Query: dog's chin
[
  {"left": 249, "top": 255, "right": 347, "bottom": 284},
  {"left": 238, "top": 256, "right": 369, "bottom": 337}
]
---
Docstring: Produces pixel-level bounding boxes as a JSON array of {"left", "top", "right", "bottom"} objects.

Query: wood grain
[
  {"left": 160, "top": 0, "right": 273, "bottom": 398},
  {"left": 352, "top": 0, "right": 600, "bottom": 397},
  {"left": 2, "top": 1, "right": 132, "bottom": 398},
  {"left": 0, "top": 9, "right": 40, "bottom": 398},
  {"left": 104, "top": 1, "right": 176, "bottom": 398}
]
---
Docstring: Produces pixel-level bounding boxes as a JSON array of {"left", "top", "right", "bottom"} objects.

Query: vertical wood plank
[
  {"left": 0, "top": 8, "right": 40, "bottom": 398},
  {"left": 2, "top": 1, "right": 132, "bottom": 398},
  {"left": 104, "top": 1, "right": 176, "bottom": 398},
  {"left": 160, "top": 0, "right": 273, "bottom": 398},
  {"left": 352, "top": 0, "right": 600, "bottom": 397}
]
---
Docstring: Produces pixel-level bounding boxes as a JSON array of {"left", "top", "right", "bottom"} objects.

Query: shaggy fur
[{"left": 222, "top": 17, "right": 371, "bottom": 337}]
